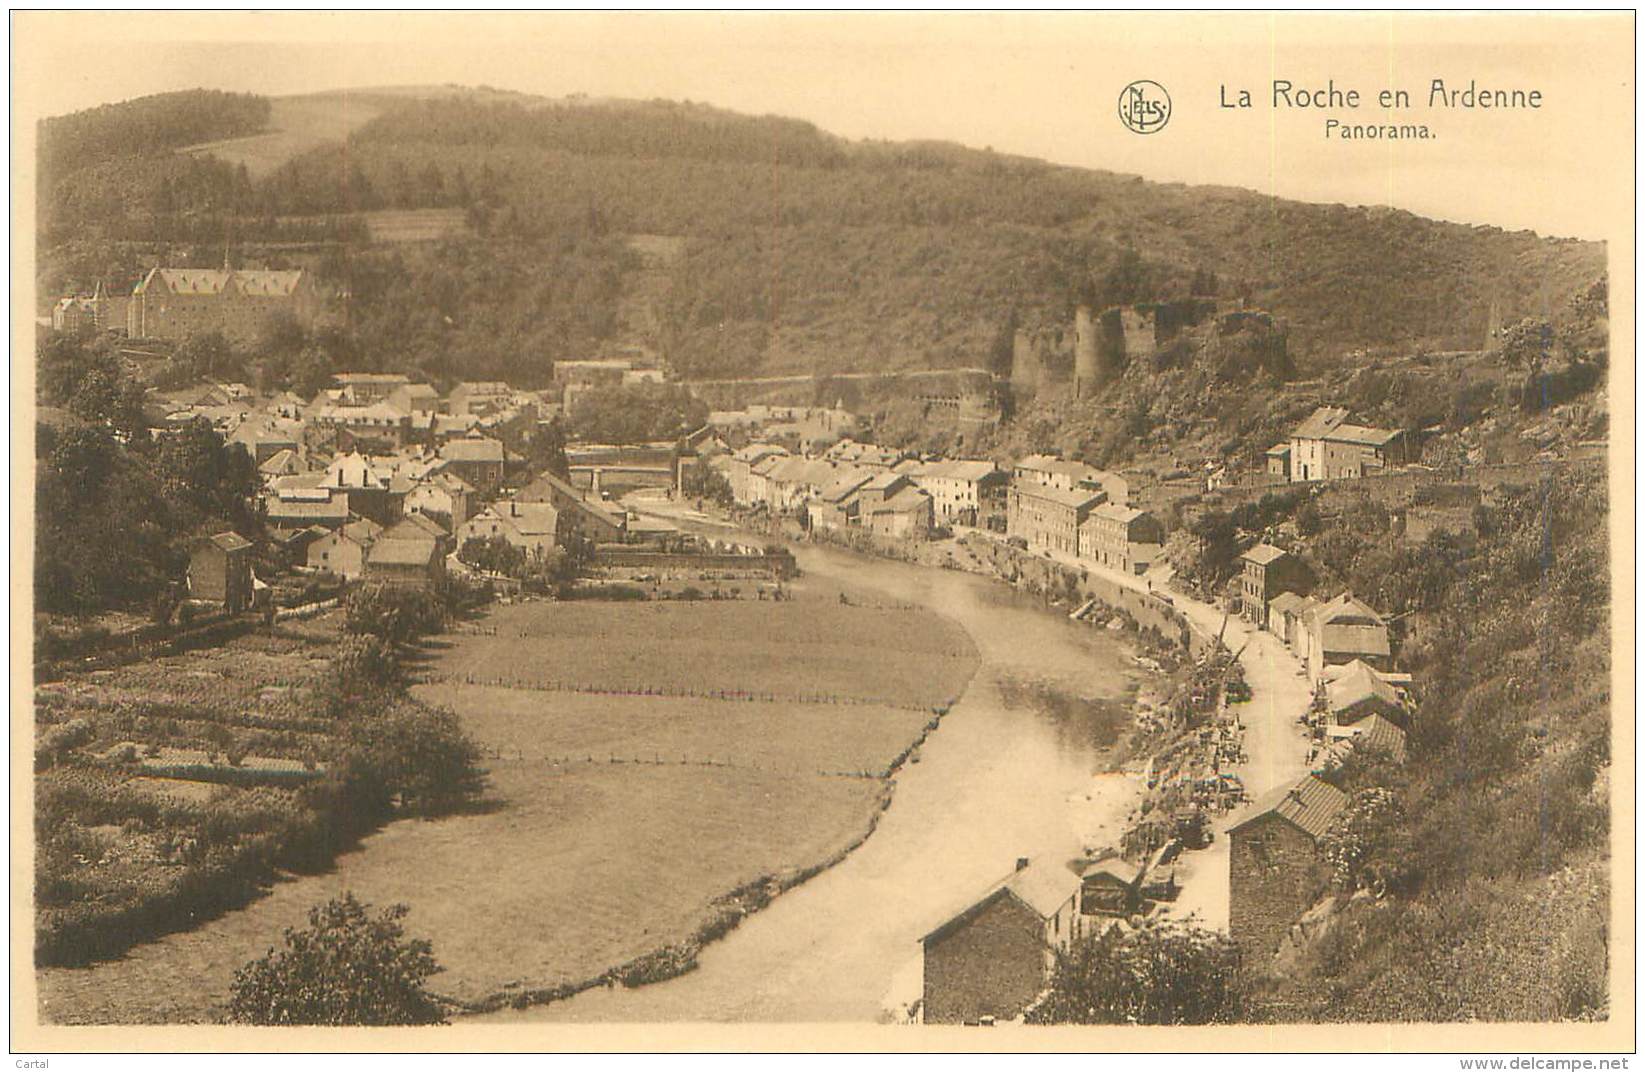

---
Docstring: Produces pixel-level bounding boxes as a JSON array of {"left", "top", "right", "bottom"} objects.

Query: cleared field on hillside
[
  {"left": 363, "top": 208, "right": 471, "bottom": 243},
  {"left": 429, "top": 600, "right": 976, "bottom": 710},
  {"left": 180, "top": 93, "right": 387, "bottom": 177}
]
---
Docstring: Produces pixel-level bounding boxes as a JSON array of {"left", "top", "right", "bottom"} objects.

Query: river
[{"left": 475, "top": 538, "right": 1150, "bottom": 1023}]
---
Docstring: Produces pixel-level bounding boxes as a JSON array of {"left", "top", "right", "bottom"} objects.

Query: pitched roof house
[
  {"left": 439, "top": 435, "right": 507, "bottom": 491},
  {"left": 1323, "top": 659, "right": 1407, "bottom": 727},
  {"left": 1285, "top": 406, "right": 1410, "bottom": 483},
  {"left": 517, "top": 470, "right": 627, "bottom": 542},
  {"left": 263, "top": 489, "right": 351, "bottom": 530},
  {"left": 920, "top": 857, "right": 1083, "bottom": 1025},
  {"left": 1303, "top": 593, "right": 1393, "bottom": 680},
  {"left": 306, "top": 517, "right": 384, "bottom": 579},
  {"left": 187, "top": 531, "right": 253, "bottom": 611},
  {"left": 457, "top": 500, "right": 562, "bottom": 559},
  {"left": 1228, "top": 776, "right": 1350, "bottom": 957},
  {"left": 363, "top": 531, "right": 444, "bottom": 589}
]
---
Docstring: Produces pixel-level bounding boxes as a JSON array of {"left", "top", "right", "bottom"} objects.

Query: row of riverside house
[
  {"left": 1003, "top": 454, "right": 1167, "bottom": 578},
  {"left": 719, "top": 438, "right": 1010, "bottom": 541},
  {"left": 1226, "top": 540, "right": 1414, "bottom": 960},
  {"left": 914, "top": 451, "right": 1420, "bottom": 1024},
  {"left": 716, "top": 439, "right": 1175, "bottom": 583}
]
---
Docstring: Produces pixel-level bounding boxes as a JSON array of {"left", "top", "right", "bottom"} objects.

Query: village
[{"left": 41, "top": 263, "right": 1545, "bottom": 1027}]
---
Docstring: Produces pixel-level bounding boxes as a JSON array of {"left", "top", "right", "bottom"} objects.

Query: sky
[{"left": 12, "top": 11, "right": 1635, "bottom": 242}]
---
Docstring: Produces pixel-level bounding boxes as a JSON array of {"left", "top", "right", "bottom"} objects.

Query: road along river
[{"left": 477, "top": 539, "right": 1153, "bottom": 1023}]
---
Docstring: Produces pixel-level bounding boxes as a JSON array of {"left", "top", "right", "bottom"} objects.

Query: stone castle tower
[
  {"left": 1073, "top": 305, "right": 1100, "bottom": 399},
  {"left": 1010, "top": 327, "right": 1043, "bottom": 400}
]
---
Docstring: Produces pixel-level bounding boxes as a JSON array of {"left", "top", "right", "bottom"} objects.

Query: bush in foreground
[
  {"left": 1028, "top": 919, "right": 1243, "bottom": 1025},
  {"left": 227, "top": 893, "right": 446, "bottom": 1025}
]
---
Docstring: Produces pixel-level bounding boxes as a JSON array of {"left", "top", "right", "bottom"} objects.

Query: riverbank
[
  {"left": 655, "top": 496, "right": 1312, "bottom": 945},
  {"left": 470, "top": 513, "right": 1161, "bottom": 1022}
]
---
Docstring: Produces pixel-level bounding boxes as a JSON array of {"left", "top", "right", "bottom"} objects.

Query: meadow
[
  {"left": 426, "top": 599, "right": 976, "bottom": 710},
  {"left": 36, "top": 762, "right": 886, "bottom": 1021},
  {"left": 412, "top": 683, "right": 938, "bottom": 777},
  {"left": 37, "top": 586, "right": 982, "bottom": 1022}
]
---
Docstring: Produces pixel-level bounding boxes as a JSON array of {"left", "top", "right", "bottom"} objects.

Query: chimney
[{"left": 1015, "top": 857, "right": 1030, "bottom": 872}]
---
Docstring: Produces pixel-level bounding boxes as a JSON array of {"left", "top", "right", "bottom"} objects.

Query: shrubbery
[
  {"left": 35, "top": 589, "right": 488, "bottom": 968},
  {"left": 1029, "top": 920, "right": 1243, "bottom": 1025},
  {"left": 343, "top": 584, "right": 447, "bottom": 646},
  {"left": 228, "top": 893, "right": 446, "bottom": 1025}
]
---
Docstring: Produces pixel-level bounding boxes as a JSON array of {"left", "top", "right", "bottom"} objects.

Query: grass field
[
  {"left": 36, "top": 762, "right": 884, "bottom": 1022},
  {"left": 426, "top": 599, "right": 976, "bottom": 710},
  {"left": 180, "top": 93, "right": 387, "bottom": 177},
  {"left": 37, "top": 587, "right": 981, "bottom": 1022},
  {"left": 414, "top": 684, "right": 938, "bottom": 777}
]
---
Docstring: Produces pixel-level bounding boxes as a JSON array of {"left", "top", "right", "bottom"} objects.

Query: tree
[
  {"left": 1319, "top": 785, "right": 1415, "bottom": 897},
  {"left": 172, "top": 330, "right": 241, "bottom": 382},
  {"left": 37, "top": 334, "right": 148, "bottom": 439},
  {"left": 458, "top": 535, "right": 525, "bottom": 578},
  {"left": 1029, "top": 919, "right": 1243, "bottom": 1025},
  {"left": 315, "top": 633, "right": 407, "bottom": 709},
  {"left": 287, "top": 343, "right": 336, "bottom": 399},
  {"left": 526, "top": 419, "right": 572, "bottom": 481},
  {"left": 1099, "top": 246, "right": 1151, "bottom": 309},
  {"left": 1189, "top": 510, "right": 1239, "bottom": 588},
  {"left": 154, "top": 418, "right": 257, "bottom": 528},
  {"left": 341, "top": 702, "right": 486, "bottom": 817},
  {"left": 1499, "top": 316, "right": 1554, "bottom": 373},
  {"left": 258, "top": 309, "right": 308, "bottom": 359},
  {"left": 227, "top": 893, "right": 446, "bottom": 1025},
  {"left": 343, "top": 584, "right": 446, "bottom": 646},
  {"left": 568, "top": 383, "right": 708, "bottom": 444}
]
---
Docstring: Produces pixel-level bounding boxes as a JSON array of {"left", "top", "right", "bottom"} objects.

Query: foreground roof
[
  {"left": 920, "top": 857, "right": 1080, "bottom": 945},
  {"left": 1230, "top": 775, "right": 1348, "bottom": 842}
]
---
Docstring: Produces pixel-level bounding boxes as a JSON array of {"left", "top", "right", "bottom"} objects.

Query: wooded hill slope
[{"left": 40, "top": 89, "right": 1604, "bottom": 386}]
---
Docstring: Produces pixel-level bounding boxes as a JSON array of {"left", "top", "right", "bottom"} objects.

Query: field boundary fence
[
  {"left": 473, "top": 747, "right": 898, "bottom": 780},
  {"left": 422, "top": 672, "right": 956, "bottom": 714}
]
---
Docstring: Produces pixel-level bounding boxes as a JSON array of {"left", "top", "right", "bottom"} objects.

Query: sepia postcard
[{"left": 9, "top": 10, "right": 1636, "bottom": 1055}]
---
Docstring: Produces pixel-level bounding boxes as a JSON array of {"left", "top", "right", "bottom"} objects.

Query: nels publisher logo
[{"left": 1118, "top": 80, "right": 1171, "bottom": 134}]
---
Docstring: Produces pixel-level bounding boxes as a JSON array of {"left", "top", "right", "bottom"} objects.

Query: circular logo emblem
[{"left": 1118, "top": 80, "right": 1172, "bottom": 134}]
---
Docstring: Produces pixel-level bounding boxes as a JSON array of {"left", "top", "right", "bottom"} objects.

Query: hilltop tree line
[
  {"left": 39, "top": 90, "right": 1602, "bottom": 387},
  {"left": 39, "top": 89, "right": 269, "bottom": 189}
]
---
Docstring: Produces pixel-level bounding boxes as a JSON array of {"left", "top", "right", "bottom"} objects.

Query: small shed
[{"left": 1079, "top": 857, "right": 1144, "bottom": 917}]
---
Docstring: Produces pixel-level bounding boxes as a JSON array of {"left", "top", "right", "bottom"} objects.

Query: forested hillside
[{"left": 39, "top": 90, "right": 1605, "bottom": 386}]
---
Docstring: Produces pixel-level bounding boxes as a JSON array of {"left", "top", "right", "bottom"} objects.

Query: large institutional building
[{"left": 125, "top": 267, "right": 320, "bottom": 342}]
